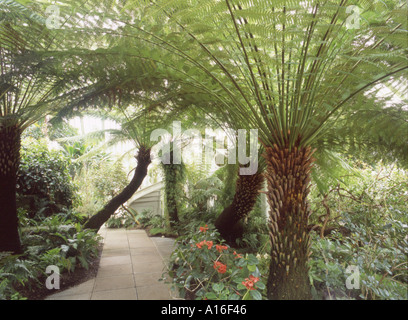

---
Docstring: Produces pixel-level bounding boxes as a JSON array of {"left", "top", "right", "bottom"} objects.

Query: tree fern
[{"left": 118, "top": 0, "right": 408, "bottom": 299}]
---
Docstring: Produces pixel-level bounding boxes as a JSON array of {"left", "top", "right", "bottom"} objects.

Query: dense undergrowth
[
  {"left": 307, "top": 162, "right": 408, "bottom": 300},
  {"left": 161, "top": 161, "right": 408, "bottom": 300},
  {"left": 0, "top": 211, "right": 101, "bottom": 300}
]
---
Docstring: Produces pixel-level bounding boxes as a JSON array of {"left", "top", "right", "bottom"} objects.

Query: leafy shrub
[
  {"left": 133, "top": 209, "right": 167, "bottom": 235},
  {"left": 92, "top": 161, "right": 129, "bottom": 201},
  {"left": 22, "top": 216, "right": 101, "bottom": 272},
  {"left": 135, "top": 209, "right": 155, "bottom": 226},
  {"left": 308, "top": 163, "right": 408, "bottom": 300},
  {"left": 105, "top": 215, "right": 126, "bottom": 229},
  {"left": 105, "top": 208, "right": 138, "bottom": 229},
  {"left": 105, "top": 207, "right": 167, "bottom": 236},
  {"left": 75, "top": 160, "right": 129, "bottom": 218},
  {"left": 0, "top": 215, "right": 102, "bottom": 300},
  {"left": 308, "top": 211, "right": 408, "bottom": 300},
  {"left": 166, "top": 224, "right": 266, "bottom": 300},
  {"left": 0, "top": 253, "right": 34, "bottom": 300},
  {"left": 309, "top": 162, "right": 408, "bottom": 300},
  {"left": 17, "top": 138, "right": 78, "bottom": 219},
  {"left": 184, "top": 175, "right": 223, "bottom": 220}
]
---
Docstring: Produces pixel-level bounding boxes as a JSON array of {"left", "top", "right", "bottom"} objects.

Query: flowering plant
[{"left": 167, "top": 223, "right": 266, "bottom": 300}]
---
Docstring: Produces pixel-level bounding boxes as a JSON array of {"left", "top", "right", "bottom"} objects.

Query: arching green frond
[{"left": 122, "top": 0, "right": 408, "bottom": 150}]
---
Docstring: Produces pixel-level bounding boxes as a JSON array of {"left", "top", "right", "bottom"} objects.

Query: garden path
[{"left": 45, "top": 227, "right": 177, "bottom": 300}]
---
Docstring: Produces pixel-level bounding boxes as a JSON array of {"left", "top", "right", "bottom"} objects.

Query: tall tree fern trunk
[
  {"left": 84, "top": 146, "right": 151, "bottom": 231},
  {"left": 163, "top": 164, "right": 180, "bottom": 229},
  {"left": 264, "top": 138, "right": 315, "bottom": 300},
  {"left": 215, "top": 170, "right": 264, "bottom": 245},
  {"left": 0, "top": 123, "right": 22, "bottom": 253},
  {"left": 161, "top": 148, "right": 184, "bottom": 230}
]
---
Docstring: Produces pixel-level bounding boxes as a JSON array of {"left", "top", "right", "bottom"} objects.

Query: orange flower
[
  {"left": 215, "top": 244, "right": 228, "bottom": 253},
  {"left": 249, "top": 275, "right": 260, "bottom": 282},
  {"left": 242, "top": 280, "right": 255, "bottom": 290},
  {"left": 233, "top": 251, "right": 243, "bottom": 259},
  {"left": 213, "top": 261, "right": 227, "bottom": 274},
  {"left": 206, "top": 241, "right": 213, "bottom": 249},
  {"left": 242, "top": 275, "right": 260, "bottom": 290},
  {"left": 199, "top": 224, "right": 209, "bottom": 233},
  {"left": 196, "top": 240, "right": 213, "bottom": 249}
]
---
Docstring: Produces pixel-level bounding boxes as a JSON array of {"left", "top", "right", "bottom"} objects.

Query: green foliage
[
  {"left": 75, "top": 159, "right": 129, "bottom": 218},
  {"left": 133, "top": 209, "right": 155, "bottom": 227},
  {"left": 0, "top": 214, "right": 101, "bottom": 300},
  {"left": 236, "top": 197, "right": 269, "bottom": 252},
  {"left": 0, "top": 252, "right": 34, "bottom": 300},
  {"left": 184, "top": 173, "right": 224, "bottom": 220},
  {"left": 106, "top": 208, "right": 167, "bottom": 236},
  {"left": 17, "top": 138, "right": 79, "bottom": 219},
  {"left": 105, "top": 214, "right": 127, "bottom": 229},
  {"left": 147, "top": 215, "right": 167, "bottom": 235},
  {"left": 60, "top": 141, "right": 91, "bottom": 178},
  {"left": 136, "top": 209, "right": 167, "bottom": 235},
  {"left": 87, "top": 0, "right": 408, "bottom": 153},
  {"left": 0, "top": 9, "right": 69, "bottom": 132},
  {"left": 105, "top": 207, "right": 138, "bottom": 229},
  {"left": 0, "top": 0, "right": 44, "bottom": 25},
  {"left": 214, "top": 164, "right": 238, "bottom": 210},
  {"left": 21, "top": 215, "right": 101, "bottom": 272},
  {"left": 309, "top": 215, "right": 408, "bottom": 300},
  {"left": 320, "top": 94, "right": 408, "bottom": 169},
  {"left": 165, "top": 160, "right": 407, "bottom": 300},
  {"left": 308, "top": 162, "right": 408, "bottom": 300},
  {"left": 166, "top": 224, "right": 266, "bottom": 300},
  {"left": 92, "top": 162, "right": 129, "bottom": 201}
]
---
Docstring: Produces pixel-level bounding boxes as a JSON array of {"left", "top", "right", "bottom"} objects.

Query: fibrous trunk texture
[
  {"left": 84, "top": 146, "right": 151, "bottom": 231},
  {"left": 264, "top": 139, "right": 315, "bottom": 300},
  {"left": 0, "top": 123, "right": 22, "bottom": 253},
  {"left": 162, "top": 150, "right": 183, "bottom": 229},
  {"left": 215, "top": 170, "right": 264, "bottom": 245}
]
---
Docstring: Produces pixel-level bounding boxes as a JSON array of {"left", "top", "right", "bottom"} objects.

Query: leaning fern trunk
[
  {"left": 264, "top": 136, "right": 315, "bottom": 300},
  {"left": 84, "top": 146, "right": 151, "bottom": 231},
  {"left": 0, "top": 122, "right": 22, "bottom": 253}
]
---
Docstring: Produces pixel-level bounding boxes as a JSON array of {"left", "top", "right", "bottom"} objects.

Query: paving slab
[
  {"left": 99, "top": 254, "right": 132, "bottom": 267},
  {"left": 45, "top": 227, "right": 176, "bottom": 300},
  {"left": 96, "top": 263, "right": 133, "bottom": 278},
  {"left": 91, "top": 288, "right": 138, "bottom": 300},
  {"left": 94, "top": 274, "right": 135, "bottom": 292},
  {"left": 137, "top": 284, "right": 174, "bottom": 300}
]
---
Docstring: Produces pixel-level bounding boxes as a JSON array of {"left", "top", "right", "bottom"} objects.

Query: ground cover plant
[{"left": 0, "top": 212, "right": 102, "bottom": 300}]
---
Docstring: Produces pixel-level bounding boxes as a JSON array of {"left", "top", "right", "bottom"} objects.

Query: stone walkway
[{"left": 46, "top": 227, "right": 177, "bottom": 300}]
